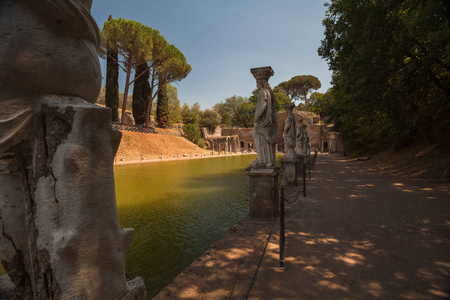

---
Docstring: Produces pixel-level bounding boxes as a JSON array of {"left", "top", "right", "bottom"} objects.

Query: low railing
[{"left": 111, "top": 124, "right": 182, "bottom": 136}]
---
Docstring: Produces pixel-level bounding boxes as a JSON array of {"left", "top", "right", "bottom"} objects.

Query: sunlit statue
[
  {"left": 249, "top": 67, "right": 277, "bottom": 168},
  {"left": 283, "top": 103, "right": 296, "bottom": 158},
  {"left": 0, "top": 0, "right": 146, "bottom": 299}
]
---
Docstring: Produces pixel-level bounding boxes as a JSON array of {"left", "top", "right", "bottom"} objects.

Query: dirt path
[
  {"left": 156, "top": 153, "right": 450, "bottom": 299},
  {"left": 250, "top": 153, "right": 450, "bottom": 299}
]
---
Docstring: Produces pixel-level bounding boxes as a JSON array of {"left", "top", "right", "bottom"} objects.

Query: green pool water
[
  {"left": 116, "top": 154, "right": 255, "bottom": 298},
  {"left": 0, "top": 154, "right": 256, "bottom": 298}
]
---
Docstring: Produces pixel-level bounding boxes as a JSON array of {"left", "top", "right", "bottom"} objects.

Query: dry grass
[{"left": 115, "top": 131, "right": 211, "bottom": 161}]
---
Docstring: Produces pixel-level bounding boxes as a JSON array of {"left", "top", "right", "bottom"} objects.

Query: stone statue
[
  {"left": 301, "top": 124, "right": 309, "bottom": 155},
  {"left": 283, "top": 103, "right": 296, "bottom": 158},
  {"left": 249, "top": 67, "right": 277, "bottom": 168},
  {"left": 0, "top": 1, "right": 145, "bottom": 299},
  {"left": 296, "top": 118, "right": 305, "bottom": 155}
]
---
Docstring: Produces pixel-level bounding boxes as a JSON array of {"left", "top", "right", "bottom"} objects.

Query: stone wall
[
  {"left": 218, "top": 111, "right": 344, "bottom": 153},
  {"left": 222, "top": 128, "right": 254, "bottom": 150},
  {"left": 204, "top": 135, "right": 240, "bottom": 153},
  {"left": 200, "top": 126, "right": 222, "bottom": 138}
]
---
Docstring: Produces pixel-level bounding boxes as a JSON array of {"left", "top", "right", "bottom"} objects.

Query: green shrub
[{"left": 183, "top": 123, "right": 205, "bottom": 148}]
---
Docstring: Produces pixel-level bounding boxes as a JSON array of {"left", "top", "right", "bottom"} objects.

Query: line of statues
[
  {"left": 283, "top": 107, "right": 311, "bottom": 159},
  {"left": 247, "top": 67, "right": 310, "bottom": 168}
]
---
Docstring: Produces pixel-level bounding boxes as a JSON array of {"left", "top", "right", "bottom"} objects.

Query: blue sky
[{"left": 91, "top": 0, "right": 331, "bottom": 109}]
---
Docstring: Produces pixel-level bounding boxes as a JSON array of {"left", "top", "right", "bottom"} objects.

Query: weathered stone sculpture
[
  {"left": 295, "top": 120, "right": 308, "bottom": 185},
  {"left": 283, "top": 103, "right": 296, "bottom": 158},
  {"left": 249, "top": 67, "right": 277, "bottom": 168},
  {"left": 246, "top": 67, "right": 280, "bottom": 218},
  {"left": 301, "top": 124, "right": 309, "bottom": 155},
  {"left": 296, "top": 119, "right": 306, "bottom": 155},
  {"left": 280, "top": 103, "right": 298, "bottom": 186},
  {"left": 0, "top": 1, "right": 146, "bottom": 299}
]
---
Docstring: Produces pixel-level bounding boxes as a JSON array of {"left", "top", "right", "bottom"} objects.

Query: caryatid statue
[
  {"left": 249, "top": 67, "right": 277, "bottom": 168},
  {"left": 301, "top": 124, "right": 309, "bottom": 155},
  {"left": 283, "top": 103, "right": 296, "bottom": 158},
  {"left": 0, "top": 1, "right": 145, "bottom": 299},
  {"left": 296, "top": 118, "right": 306, "bottom": 155}
]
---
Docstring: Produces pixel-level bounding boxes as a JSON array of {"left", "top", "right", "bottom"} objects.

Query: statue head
[
  {"left": 257, "top": 79, "right": 268, "bottom": 89},
  {"left": 251, "top": 66, "right": 274, "bottom": 89}
]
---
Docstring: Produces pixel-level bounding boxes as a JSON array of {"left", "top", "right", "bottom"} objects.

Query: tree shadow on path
[{"left": 250, "top": 153, "right": 450, "bottom": 300}]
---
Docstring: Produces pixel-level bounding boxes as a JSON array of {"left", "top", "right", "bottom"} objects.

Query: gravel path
[{"left": 156, "top": 153, "right": 450, "bottom": 299}]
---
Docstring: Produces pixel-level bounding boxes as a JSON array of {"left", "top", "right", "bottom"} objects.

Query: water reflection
[
  {"left": 114, "top": 155, "right": 255, "bottom": 298},
  {"left": 0, "top": 155, "right": 255, "bottom": 298}
]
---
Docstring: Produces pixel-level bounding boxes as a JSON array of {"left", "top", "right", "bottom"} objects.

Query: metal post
[
  {"left": 278, "top": 186, "right": 286, "bottom": 269},
  {"left": 309, "top": 148, "right": 311, "bottom": 179},
  {"left": 303, "top": 160, "right": 306, "bottom": 197}
]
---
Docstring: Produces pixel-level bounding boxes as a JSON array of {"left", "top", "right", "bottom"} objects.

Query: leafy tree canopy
[
  {"left": 200, "top": 109, "right": 221, "bottom": 132},
  {"left": 214, "top": 95, "right": 254, "bottom": 128},
  {"left": 167, "top": 84, "right": 182, "bottom": 126},
  {"left": 181, "top": 102, "right": 201, "bottom": 125},
  {"left": 100, "top": 17, "right": 191, "bottom": 127},
  {"left": 100, "top": 18, "right": 154, "bottom": 125},
  {"left": 276, "top": 75, "right": 321, "bottom": 109},
  {"left": 318, "top": 0, "right": 450, "bottom": 155},
  {"left": 249, "top": 87, "right": 292, "bottom": 112}
]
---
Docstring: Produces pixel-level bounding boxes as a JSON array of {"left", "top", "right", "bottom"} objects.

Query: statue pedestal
[
  {"left": 246, "top": 166, "right": 281, "bottom": 218},
  {"left": 280, "top": 157, "right": 299, "bottom": 186},
  {"left": 296, "top": 154, "right": 307, "bottom": 178}
]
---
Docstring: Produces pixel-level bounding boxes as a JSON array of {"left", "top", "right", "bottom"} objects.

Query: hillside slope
[
  {"left": 369, "top": 143, "right": 450, "bottom": 182},
  {"left": 115, "top": 131, "right": 211, "bottom": 162}
]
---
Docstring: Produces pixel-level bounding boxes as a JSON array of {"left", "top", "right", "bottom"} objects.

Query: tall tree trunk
[
  {"left": 105, "top": 49, "right": 119, "bottom": 122},
  {"left": 132, "top": 63, "right": 150, "bottom": 125},
  {"left": 120, "top": 56, "right": 133, "bottom": 127}
]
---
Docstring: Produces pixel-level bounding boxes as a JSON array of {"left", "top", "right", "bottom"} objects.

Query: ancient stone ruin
[{"left": 0, "top": 0, "right": 145, "bottom": 299}]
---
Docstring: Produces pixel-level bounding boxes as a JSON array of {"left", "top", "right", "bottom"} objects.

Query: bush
[{"left": 183, "top": 123, "right": 205, "bottom": 148}]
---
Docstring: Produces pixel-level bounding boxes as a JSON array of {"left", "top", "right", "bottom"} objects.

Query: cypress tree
[
  {"left": 156, "top": 83, "right": 169, "bottom": 128},
  {"left": 132, "top": 63, "right": 150, "bottom": 125},
  {"left": 105, "top": 15, "right": 119, "bottom": 122}
]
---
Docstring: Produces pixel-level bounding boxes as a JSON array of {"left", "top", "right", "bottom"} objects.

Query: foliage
[
  {"left": 182, "top": 123, "right": 205, "bottom": 148},
  {"left": 318, "top": 0, "right": 450, "bottom": 154},
  {"left": 200, "top": 109, "right": 221, "bottom": 132},
  {"left": 309, "top": 91, "right": 333, "bottom": 117},
  {"left": 277, "top": 75, "right": 321, "bottom": 109},
  {"left": 181, "top": 103, "right": 201, "bottom": 125},
  {"left": 249, "top": 87, "right": 291, "bottom": 112},
  {"left": 142, "top": 41, "right": 191, "bottom": 127},
  {"left": 132, "top": 63, "right": 151, "bottom": 125},
  {"left": 167, "top": 84, "right": 182, "bottom": 125},
  {"left": 156, "top": 83, "right": 170, "bottom": 128},
  {"left": 100, "top": 17, "right": 191, "bottom": 127},
  {"left": 101, "top": 18, "right": 154, "bottom": 126},
  {"left": 105, "top": 17, "right": 120, "bottom": 122},
  {"left": 214, "top": 95, "right": 254, "bottom": 128}
]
